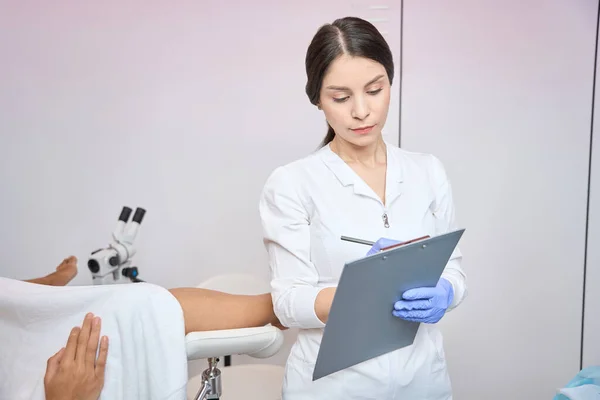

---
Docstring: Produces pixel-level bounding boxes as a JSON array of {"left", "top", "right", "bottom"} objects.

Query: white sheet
[{"left": 0, "top": 277, "right": 188, "bottom": 400}]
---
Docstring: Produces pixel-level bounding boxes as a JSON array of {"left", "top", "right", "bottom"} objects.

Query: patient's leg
[
  {"left": 21, "top": 255, "right": 282, "bottom": 334},
  {"left": 25, "top": 256, "right": 78, "bottom": 286},
  {"left": 169, "top": 288, "right": 283, "bottom": 334}
]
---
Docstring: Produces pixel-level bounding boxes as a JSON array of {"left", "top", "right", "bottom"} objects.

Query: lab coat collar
[{"left": 318, "top": 140, "right": 404, "bottom": 203}]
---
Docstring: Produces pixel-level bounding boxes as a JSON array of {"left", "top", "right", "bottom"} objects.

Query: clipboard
[{"left": 312, "top": 228, "right": 465, "bottom": 381}]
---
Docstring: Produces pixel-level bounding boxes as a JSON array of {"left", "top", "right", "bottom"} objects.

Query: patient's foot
[
  {"left": 53, "top": 256, "right": 78, "bottom": 285},
  {"left": 25, "top": 256, "right": 78, "bottom": 286}
]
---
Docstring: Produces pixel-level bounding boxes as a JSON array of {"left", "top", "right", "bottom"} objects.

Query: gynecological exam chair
[{"left": 88, "top": 206, "right": 285, "bottom": 400}]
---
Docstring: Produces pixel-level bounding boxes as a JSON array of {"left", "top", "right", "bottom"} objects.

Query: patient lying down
[
  {"left": 1, "top": 256, "right": 284, "bottom": 400},
  {"left": 23, "top": 255, "right": 283, "bottom": 333}
]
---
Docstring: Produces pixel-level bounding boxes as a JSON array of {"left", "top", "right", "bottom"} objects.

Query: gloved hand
[
  {"left": 392, "top": 278, "right": 454, "bottom": 324},
  {"left": 366, "top": 238, "right": 401, "bottom": 256}
]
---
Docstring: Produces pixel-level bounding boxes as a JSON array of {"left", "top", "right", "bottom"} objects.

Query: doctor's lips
[{"left": 351, "top": 125, "right": 375, "bottom": 135}]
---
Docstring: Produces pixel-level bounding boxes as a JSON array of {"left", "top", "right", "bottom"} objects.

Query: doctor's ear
[{"left": 317, "top": 103, "right": 322, "bottom": 110}]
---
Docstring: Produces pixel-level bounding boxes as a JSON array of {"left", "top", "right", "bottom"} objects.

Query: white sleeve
[
  {"left": 259, "top": 166, "right": 326, "bottom": 329},
  {"left": 429, "top": 155, "right": 468, "bottom": 310}
]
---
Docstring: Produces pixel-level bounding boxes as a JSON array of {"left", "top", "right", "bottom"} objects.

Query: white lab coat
[{"left": 259, "top": 141, "right": 467, "bottom": 400}]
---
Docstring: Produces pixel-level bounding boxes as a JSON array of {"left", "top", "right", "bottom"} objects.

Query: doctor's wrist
[
  {"left": 440, "top": 278, "right": 454, "bottom": 306},
  {"left": 315, "top": 287, "right": 336, "bottom": 324}
]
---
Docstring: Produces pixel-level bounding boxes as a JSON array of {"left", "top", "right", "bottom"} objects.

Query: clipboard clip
[{"left": 380, "top": 235, "right": 431, "bottom": 251}]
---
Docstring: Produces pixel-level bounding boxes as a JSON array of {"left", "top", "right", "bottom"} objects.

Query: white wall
[
  {"left": 0, "top": 0, "right": 401, "bottom": 371},
  {"left": 401, "top": 1, "right": 597, "bottom": 398},
  {"left": 584, "top": 16, "right": 600, "bottom": 369}
]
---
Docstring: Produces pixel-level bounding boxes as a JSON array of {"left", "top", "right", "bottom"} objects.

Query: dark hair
[{"left": 305, "top": 17, "right": 395, "bottom": 147}]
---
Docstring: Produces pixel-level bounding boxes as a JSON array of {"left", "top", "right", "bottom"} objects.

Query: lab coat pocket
[
  {"left": 427, "top": 327, "right": 448, "bottom": 373},
  {"left": 284, "top": 350, "right": 315, "bottom": 391},
  {"left": 284, "top": 348, "right": 348, "bottom": 399}
]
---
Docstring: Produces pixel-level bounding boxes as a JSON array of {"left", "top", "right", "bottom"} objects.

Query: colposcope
[{"left": 87, "top": 206, "right": 146, "bottom": 285}]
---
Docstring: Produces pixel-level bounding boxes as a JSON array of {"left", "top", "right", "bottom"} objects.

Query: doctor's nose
[{"left": 351, "top": 98, "right": 370, "bottom": 120}]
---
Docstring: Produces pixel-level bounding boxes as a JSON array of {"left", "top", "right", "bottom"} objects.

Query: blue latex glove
[
  {"left": 366, "top": 238, "right": 454, "bottom": 323},
  {"left": 366, "top": 238, "right": 400, "bottom": 256},
  {"left": 393, "top": 278, "right": 454, "bottom": 324}
]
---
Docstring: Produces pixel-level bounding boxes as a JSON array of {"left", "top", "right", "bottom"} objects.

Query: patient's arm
[{"left": 169, "top": 288, "right": 284, "bottom": 334}]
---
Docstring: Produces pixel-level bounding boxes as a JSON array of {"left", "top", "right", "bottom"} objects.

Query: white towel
[{"left": 0, "top": 277, "right": 188, "bottom": 400}]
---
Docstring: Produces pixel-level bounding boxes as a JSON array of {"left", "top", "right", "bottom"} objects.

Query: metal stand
[{"left": 193, "top": 357, "right": 223, "bottom": 400}]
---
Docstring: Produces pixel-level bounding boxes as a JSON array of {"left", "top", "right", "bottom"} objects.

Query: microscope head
[
  {"left": 87, "top": 247, "right": 120, "bottom": 277},
  {"left": 88, "top": 206, "right": 146, "bottom": 284}
]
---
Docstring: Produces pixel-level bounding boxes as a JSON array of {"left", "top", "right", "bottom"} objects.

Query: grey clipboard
[{"left": 312, "top": 228, "right": 465, "bottom": 381}]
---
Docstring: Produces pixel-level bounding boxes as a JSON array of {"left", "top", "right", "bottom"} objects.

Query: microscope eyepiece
[
  {"left": 133, "top": 208, "right": 146, "bottom": 224},
  {"left": 119, "top": 207, "right": 133, "bottom": 222}
]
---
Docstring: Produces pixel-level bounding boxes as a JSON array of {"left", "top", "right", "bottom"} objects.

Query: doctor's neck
[{"left": 330, "top": 136, "right": 387, "bottom": 168}]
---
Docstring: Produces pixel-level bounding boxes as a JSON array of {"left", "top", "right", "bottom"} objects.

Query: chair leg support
[
  {"left": 193, "top": 357, "right": 222, "bottom": 400},
  {"left": 193, "top": 380, "right": 211, "bottom": 400}
]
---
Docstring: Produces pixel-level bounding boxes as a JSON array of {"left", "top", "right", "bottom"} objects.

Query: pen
[
  {"left": 340, "top": 236, "right": 375, "bottom": 246},
  {"left": 341, "top": 235, "right": 431, "bottom": 250}
]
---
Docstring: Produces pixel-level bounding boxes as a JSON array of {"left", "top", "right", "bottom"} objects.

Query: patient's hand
[{"left": 44, "top": 313, "right": 109, "bottom": 400}]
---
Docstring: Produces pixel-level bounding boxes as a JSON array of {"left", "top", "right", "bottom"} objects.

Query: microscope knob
[
  {"left": 122, "top": 267, "right": 139, "bottom": 278},
  {"left": 109, "top": 256, "right": 119, "bottom": 266}
]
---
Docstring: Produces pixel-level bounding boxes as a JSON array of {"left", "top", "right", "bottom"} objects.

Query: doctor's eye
[
  {"left": 333, "top": 96, "right": 349, "bottom": 103},
  {"left": 367, "top": 88, "right": 383, "bottom": 96}
]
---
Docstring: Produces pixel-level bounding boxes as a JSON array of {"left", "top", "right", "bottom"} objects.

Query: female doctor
[{"left": 259, "top": 16, "right": 467, "bottom": 400}]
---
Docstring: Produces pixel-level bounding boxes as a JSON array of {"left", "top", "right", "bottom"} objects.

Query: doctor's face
[{"left": 319, "top": 54, "right": 391, "bottom": 147}]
